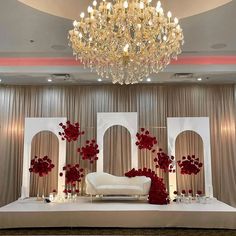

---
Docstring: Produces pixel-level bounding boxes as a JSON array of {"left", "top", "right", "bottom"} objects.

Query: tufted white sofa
[{"left": 85, "top": 172, "right": 151, "bottom": 196}]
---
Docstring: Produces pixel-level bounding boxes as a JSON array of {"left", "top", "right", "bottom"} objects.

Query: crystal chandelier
[{"left": 68, "top": 0, "right": 184, "bottom": 84}]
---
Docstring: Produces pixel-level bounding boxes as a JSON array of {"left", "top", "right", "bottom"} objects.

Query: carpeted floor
[{"left": 0, "top": 228, "right": 236, "bottom": 236}]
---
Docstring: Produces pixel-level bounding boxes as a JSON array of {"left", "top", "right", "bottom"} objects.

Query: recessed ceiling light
[
  {"left": 97, "top": 78, "right": 102, "bottom": 82},
  {"left": 47, "top": 78, "right": 52, "bottom": 82},
  {"left": 197, "top": 77, "right": 202, "bottom": 81},
  {"left": 146, "top": 78, "right": 151, "bottom": 82},
  {"left": 0, "top": 79, "right": 2, "bottom": 82}
]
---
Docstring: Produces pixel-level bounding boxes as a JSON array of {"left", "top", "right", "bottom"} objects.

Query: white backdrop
[
  {"left": 167, "top": 117, "right": 213, "bottom": 198},
  {"left": 21, "top": 117, "right": 67, "bottom": 199},
  {"left": 20, "top": 115, "right": 213, "bottom": 199},
  {"left": 97, "top": 112, "right": 138, "bottom": 172}
]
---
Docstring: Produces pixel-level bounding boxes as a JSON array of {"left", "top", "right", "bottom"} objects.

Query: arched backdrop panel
[
  {"left": 175, "top": 131, "right": 205, "bottom": 194},
  {"left": 21, "top": 117, "right": 67, "bottom": 199},
  {"left": 167, "top": 117, "right": 213, "bottom": 199},
  {"left": 97, "top": 112, "right": 138, "bottom": 172},
  {"left": 30, "top": 131, "right": 59, "bottom": 197},
  {"left": 103, "top": 125, "right": 131, "bottom": 176}
]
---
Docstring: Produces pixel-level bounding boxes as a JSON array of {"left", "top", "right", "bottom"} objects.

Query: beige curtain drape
[{"left": 0, "top": 84, "right": 235, "bottom": 207}]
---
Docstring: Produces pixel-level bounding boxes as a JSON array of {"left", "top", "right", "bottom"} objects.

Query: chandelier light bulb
[
  {"left": 123, "top": 43, "right": 129, "bottom": 52},
  {"left": 167, "top": 11, "right": 172, "bottom": 18},
  {"left": 87, "top": 6, "right": 93, "bottom": 13},
  {"left": 174, "top": 17, "right": 179, "bottom": 24},
  {"left": 80, "top": 12, "right": 85, "bottom": 18},
  {"left": 123, "top": 1, "right": 128, "bottom": 9},
  {"left": 69, "top": 0, "right": 184, "bottom": 85},
  {"left": 106, "top": 2, "right": 112, "bottom": 10},
  {"left": 159, "top": 7, "right": 163, "bottom": 14},
  {"left": 92, "top": 0, "right": 97, "bottom": 7},
  {"left": 73, "top": 20, "right": 77, "bottom": 27},
  {"left": 140, "top": 2, "right": 145, "bottom": 9}
]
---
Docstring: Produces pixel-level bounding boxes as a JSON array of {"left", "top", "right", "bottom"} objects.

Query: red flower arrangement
[
  {"left": 177, "top": 155, "right": 203, "bottom": 175},
  {"left": 77, "top": 139, "right": 99, "bottom": 163},
  {"left": 59, "top": 121, "right": 84, "bottom": 142},
  {"left": 125, "top": 168, "right": 169, "bottom": 205},
  {"left": 59, "top": 163, "right": 84, "bottom": 194},
  {"left": 135, "top": 128, "right": 157, "bottom": 151},
  {"left": 197, "top": 190, "right": 202, "bottom": 195},
  {"left": 154, "top": 148, "right": 175, "bottom": 173},
  {"left": 29, "top": 155, "right": 55, "bottom": 177},
  {"left": 60, "top": 164, "right": 84, "bottom": 184},
  {"left": 181, "top": 189, "right": 186, "bottom": 195}
]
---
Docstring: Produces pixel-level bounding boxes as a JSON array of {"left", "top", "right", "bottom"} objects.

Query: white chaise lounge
[{"left": 85, "top": 172, "right": 151, "bottom": 197}]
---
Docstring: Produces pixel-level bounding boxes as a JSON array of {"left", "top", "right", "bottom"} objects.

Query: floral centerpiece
[
  {"left": 29, "top": 155, "right": 55, "bottom": 199},
  {"left": 59, "top": 163, "right": 84, "bottom": 198}
]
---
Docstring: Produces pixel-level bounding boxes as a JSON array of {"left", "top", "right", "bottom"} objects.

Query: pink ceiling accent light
[{"left": 0, "top": 56, "right": 236, "bottom": 67}]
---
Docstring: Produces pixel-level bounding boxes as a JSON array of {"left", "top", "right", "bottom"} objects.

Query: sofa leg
[{"left": 90, "top": 194, "right": 93, "bottom": 203}]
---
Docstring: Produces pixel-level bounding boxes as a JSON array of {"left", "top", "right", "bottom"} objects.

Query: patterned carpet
[{"left": 0, "top": 228, "right": 236, "bottom": 236}]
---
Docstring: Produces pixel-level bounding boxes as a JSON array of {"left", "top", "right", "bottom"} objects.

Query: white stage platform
[{"left": 0, "top": 197, "right": 235, "bottom": 229}]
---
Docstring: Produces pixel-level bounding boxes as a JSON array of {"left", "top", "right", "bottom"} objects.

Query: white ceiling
[{"left": 0, "top": 0, "right": 236, "bottom": 85}]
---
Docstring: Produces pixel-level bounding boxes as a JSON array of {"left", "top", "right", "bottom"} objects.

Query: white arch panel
[
  {"left": 167, "top": 117, "right": 213, "bottom": 199},
  {"left": 97, "top": 112, "right": 138, "bottom": 172},
  {"left": 21, "top": 117, "right": 67, "bottom": 199}
]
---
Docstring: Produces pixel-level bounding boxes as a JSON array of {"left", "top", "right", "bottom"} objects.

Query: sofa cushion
[{"left": 96, "top": 185, "right": 143, "bottom": 195}]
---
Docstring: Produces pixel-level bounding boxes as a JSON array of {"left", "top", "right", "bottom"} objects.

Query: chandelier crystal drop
[{"left": 68, "top": 0, "right": 184, "bottom": 85}]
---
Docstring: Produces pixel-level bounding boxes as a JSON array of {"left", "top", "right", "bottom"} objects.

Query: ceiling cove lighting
[{"left": 68, "top": 0, "right": 184, "bottom": 85}]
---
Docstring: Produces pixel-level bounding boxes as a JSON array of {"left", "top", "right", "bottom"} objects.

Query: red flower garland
[
  {"left": 154, "top": 148, "right": 175, "bottom": 173},
  {"left": 29, "top": 156, "right": 55, "bottom": 177},
  {"left": 59, "top": 121, "right": 84, "bottom": 142},
  {"left": 135, "top": 128, "right": 157, "bottom": 151},
  {"left": 125, "top": 168, "right": 169, "bottom": 205},
  {"left": 177, "top": 155, "right": 203, "bottom": 175},
  {"left": 77, "top": 139, "right": 99, "bottom": 163}
]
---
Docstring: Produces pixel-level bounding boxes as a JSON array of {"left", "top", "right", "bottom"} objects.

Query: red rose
[{"left": 197, "top": 190, "right": 202, "bottom": 195}]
